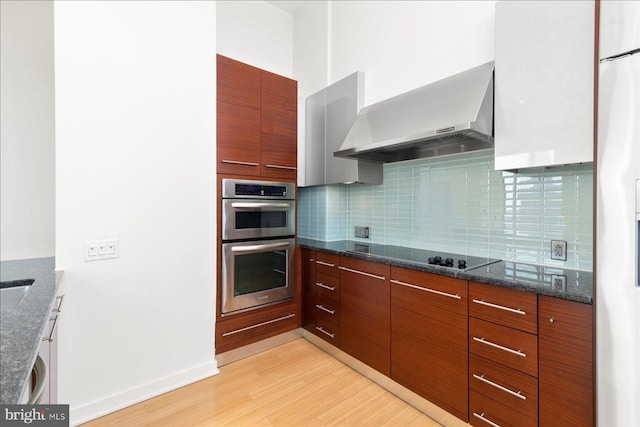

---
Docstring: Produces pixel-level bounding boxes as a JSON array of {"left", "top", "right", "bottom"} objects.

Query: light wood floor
[{"left": 83, "top": 338, "right": 442, "bottom": 426}]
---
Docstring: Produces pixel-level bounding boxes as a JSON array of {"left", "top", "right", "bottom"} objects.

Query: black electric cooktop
[{"left": 345, "top": 242, "right": 499, "bottom": 271}]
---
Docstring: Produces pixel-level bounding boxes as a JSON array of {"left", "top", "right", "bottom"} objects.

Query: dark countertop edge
[
  {"left": 298, "top": 239, "right": 593, "bottom": 305},
  {"left": 0, "top": 257, "right": 57, "bottom": 404},
  {"left": 457, "top": 270, "right": 593, "bottom": 304}
]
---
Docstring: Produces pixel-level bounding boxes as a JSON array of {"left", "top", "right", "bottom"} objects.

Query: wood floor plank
[{"left": 82, "top": 338, "right": 442, "bottom": 426}]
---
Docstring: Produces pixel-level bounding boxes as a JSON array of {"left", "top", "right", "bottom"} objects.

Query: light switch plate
[{"left": 85, "top": 239, "right": 119, "bottom": 261}]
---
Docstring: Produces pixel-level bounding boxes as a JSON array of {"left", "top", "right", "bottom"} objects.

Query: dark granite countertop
[
  {"left": 0, "top": 257, "right": 57, "bottom": 403},
  {"left": 298, "top": 238, "right": 592, "bottom": 304}
]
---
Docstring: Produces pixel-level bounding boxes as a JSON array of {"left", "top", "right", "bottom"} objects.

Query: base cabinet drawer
[
  {"left": 316, "top": 252, "right": 340, "bottom": 277},
  {"left": 216, "top": 306, "right": 298, "bottom": 354},
  {"left": 315, "top": 297, "right": 340, "bottom": 325},
  {"left": 469, "top": 281, "right": 537, "bottom": 334},
  {"left": 315, "top": 272, "right": 340, "bottom": 302},
  {"left": 470, "top": 318, "right": 538, "bottom": 377},
  {"left": 470, "top": 354, "right": 538, "bottom": 421},
  {"left": 470, "top": 390, "right": 537, "bottom": 427},
  {"left": 315, "top": 317, "right": 340, "bottom": 347}
]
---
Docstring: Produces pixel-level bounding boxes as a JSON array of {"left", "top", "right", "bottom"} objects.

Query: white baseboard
[{"left": 70, "top": 359, "right": 219, "bottom": 426}]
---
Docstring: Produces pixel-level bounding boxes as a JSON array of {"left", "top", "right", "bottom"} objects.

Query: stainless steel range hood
[{"left": 334, "top": 61, "right": 494, "bottom": 163}]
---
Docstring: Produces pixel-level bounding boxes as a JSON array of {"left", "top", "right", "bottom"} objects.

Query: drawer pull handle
[
  {"left": 221, "top": 159, "right": 259, "bottom": 167},
  {"left": 266, "top": 164, "right": 297, "bottom": 170},
  {"left": 473, "top": 337, "right": 527, "bottom": 358},
  {"left": 390, "top": 279, "right": 461, "bottom": 299},
  {"left": 316, "top": 326, "right": 335, "bottom": 338},
  {"left": 309, "top": 258, "right": 315, "bottom": 262},
  {"left": 473, "top": 412, "right": 501, "bottom": 427},
  {"left": 316, "top": 260, "right": 336, "bottom": 268},
  {"left": 221, "top": 314, "right": 295, "bottom": 337},
  {"left": 316, "top": 304, "right": 336, "bottom": 315},
  {"left": 472, "top": 299, "right": 526, "bottom": 315},
  {"left": 472, "top": 373, "right": 526, "bottom": 400},
  {"left": 54, "top": 294, "right": 65, "bottom": 313},
  {"left": 316, "top": 282, "right": 335, "bottom": 291},
  {"left": 339, "top": 266, "right": 386, "bottom": 281},
  {"left": 549, "top": 318, "right": 554, "bottom": 323},
  {"left": 42, "top": 315, "right": 59, "bottom": 343}
]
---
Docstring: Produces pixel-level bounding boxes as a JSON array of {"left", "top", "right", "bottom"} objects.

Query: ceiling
[{"left": 266, "top": 1, "right": 306, "bottom": 14}]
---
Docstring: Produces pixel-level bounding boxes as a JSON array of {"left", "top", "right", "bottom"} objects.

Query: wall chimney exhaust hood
[{"left": 334, "top": 61, "right": 494, "bottom": 163}]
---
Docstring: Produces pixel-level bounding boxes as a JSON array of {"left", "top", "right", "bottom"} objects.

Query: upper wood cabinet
[
  {"left": 261, "top": 70, "right": 297, "bottom": 180},
  {"left": 216, "top": 55, "right": 297, "bottom": 181},
  {"left": 494, "top": 1, "right": 594, "bottom": 170}
]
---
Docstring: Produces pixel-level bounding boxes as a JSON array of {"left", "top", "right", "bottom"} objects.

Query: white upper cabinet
[
  {"left": 599, "top": 0, "right": 640, "bottom": 60},
  {"left": 494, "top": 1, "right": 594, "bottom": 170},
  {"left": 303, "top": 72, "right": 382, "bottom": 186}
]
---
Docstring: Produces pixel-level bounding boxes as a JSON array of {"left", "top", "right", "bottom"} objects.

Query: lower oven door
[{"left": 221, "top": 238, "right": 295, "bottom": 315}]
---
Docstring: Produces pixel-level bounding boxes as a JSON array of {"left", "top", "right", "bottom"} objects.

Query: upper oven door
[{"left": 222, "top": 199, "right": 295, "bottom": 240}]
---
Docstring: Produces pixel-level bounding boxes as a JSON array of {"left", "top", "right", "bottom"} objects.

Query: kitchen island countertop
[
  {"left": 0, "top": 257, "right": 57, "bottom": 403},
  {"left": 298, "top": 238, "right": 592, "bottom": 304}
]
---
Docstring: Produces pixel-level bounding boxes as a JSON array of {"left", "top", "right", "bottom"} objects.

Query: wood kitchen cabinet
[
  {"left": 217, "top": 55, "right": 261, "bottom": 177},
  {"left": 538, "top": 296, "right": 594, "bottom": 427},
  {"left": 390, "top": 268, "right": 469, "bottom": 421},
  {"left": 468, "top": 281, "right": 538, "bottom": 427},
  {"left": 339, "top": 256, "right": 390, "bottom": 376},
  {"left": 300, "top": 250, "right": 341, "bottom": 347},
  {"left": 300, "top": 250, "right": 595, "bottom": 427},
  {"left": 215, "top": 300, "right": 299, "bottom": 355},
  {"left": 260, "top": 70, "right": 297, "bottom": 181},
  {"left": 216, "top": 55, "right": 297, "bottom": 181},
  {"left": 301, "top": 248, "right": 317, "bottom": 333}
]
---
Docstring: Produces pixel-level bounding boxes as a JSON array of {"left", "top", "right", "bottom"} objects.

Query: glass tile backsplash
[{"left": 298, "top": 151, "right": 593, "bottom": 271}]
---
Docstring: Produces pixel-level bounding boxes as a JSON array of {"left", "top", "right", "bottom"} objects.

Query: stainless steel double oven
[{"left": 221, "top": 179, "right": 295, "bottom": 315}]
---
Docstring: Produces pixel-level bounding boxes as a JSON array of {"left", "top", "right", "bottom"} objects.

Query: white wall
[
  {"left": 54, "top": 1, "right": 218, "bottom": 424},
  {"left": 331, "top": 0, "right": 496, "bottom": 105},
  {"left": 217, "top": 1, "right": 294, "bottom": 78},
  {"left": 292, "top": 0, "right": 496, "bottom": 185},
  {"left": 0, "top": 0, "right": 55, "bottom": 261},
  {"left": 292, "top": 1, "right": 329, "bottom": 186}
]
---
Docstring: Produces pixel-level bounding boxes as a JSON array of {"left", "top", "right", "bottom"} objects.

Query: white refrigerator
[{"left": 597, "top": 1, "right": 640, "bottom": 425}]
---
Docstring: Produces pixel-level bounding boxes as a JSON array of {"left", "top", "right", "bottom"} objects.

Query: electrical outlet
[
  {"left": 355, "top": 226, "right": 370, "bottom": 239},
  {"left": 551, "top": 274, "right": 567, "bottom": 291},
  {"left": 85, "top": 239, "right": 119, "bottom": 261},
  {"left": 551, "top": 240, "right": 567, "bottom": 261}
]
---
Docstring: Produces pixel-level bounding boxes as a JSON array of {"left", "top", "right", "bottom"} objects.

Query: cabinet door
[
  {"left": 391, "top": 268, "right": 469, "bottom": 421},
  {"left": 216, "top": 55, "right": 261, "bottom": 176},
  {"left": 539, "top": 296, "right": 594, "bottom": 427},
  {"left": 339, "top": 257, "right": 390, "bottom": 376},
  {"left": 261, "top": 70, "right": 297, "bottom": 181},
  {"left": 301, "top": 249, "right": 317, "bottom": 333},
  {"left": 494, "top": 1, "right": 594, "bottom": 170},
  {"left": 217, "top": 102, "right": 261, "bottom": 176}
]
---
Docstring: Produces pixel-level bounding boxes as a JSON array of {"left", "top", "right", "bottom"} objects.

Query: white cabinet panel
[
  {"left": 599, "top": 0, "right": 640, "bottom": 60},
  {"left": 302, "top": 72, "right": 382, "bottom": 186},
  {"left": 495, "top": 1, "right": 594, "bottom": 170}
]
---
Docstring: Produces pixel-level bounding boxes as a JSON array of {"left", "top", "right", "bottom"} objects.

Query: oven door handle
[
  {"left": 230, "top": 202, "right": 292, "bottom": 209},
  {"left": 231, "top": 242, "right": 292, "bottom": 254}
]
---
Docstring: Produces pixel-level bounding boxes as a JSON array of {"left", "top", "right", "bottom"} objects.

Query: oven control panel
[{"left": 222, "top": 179, "right": 295, "bottom": 200}]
